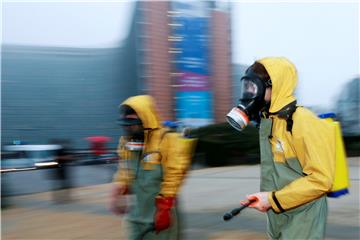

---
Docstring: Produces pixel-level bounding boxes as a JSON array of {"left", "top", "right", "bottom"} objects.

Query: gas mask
[
  {"left": 226, "top": 71, "right": 271, "bottom": 131},
  {"left": 118, "top": 117, "right": 144, "bottom": 142}
]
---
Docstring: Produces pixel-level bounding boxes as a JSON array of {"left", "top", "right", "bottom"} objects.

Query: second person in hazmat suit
[
  {"left": 109, "top": 95, "right": 196, "bottom": 240},
  {"left": 226, "top": 57, "right": 335, "bottom": 239}
]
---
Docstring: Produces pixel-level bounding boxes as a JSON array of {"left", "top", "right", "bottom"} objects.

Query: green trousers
[
  {"left": 125, "top": 155, "right": 180, "bottom": 240},
  {"left": 260, "top": 119, "right": 327, "bottom": 239}
]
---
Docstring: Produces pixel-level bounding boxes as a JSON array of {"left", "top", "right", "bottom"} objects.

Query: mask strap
[{"left": 264, "top": 78, "right": 272, "bottom": 88}]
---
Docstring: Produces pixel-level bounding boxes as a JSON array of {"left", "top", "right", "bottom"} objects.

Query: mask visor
[
  {"left": 239, "top": 79, "right": 259, "bottom": 100},
  {"left": 117, "top": 118, "right": 142, "bottom": 126}
]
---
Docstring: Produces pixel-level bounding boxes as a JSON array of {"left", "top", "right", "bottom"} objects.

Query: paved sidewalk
[{"left": 2, "top": 157, "right": 359, "bottom": 239}]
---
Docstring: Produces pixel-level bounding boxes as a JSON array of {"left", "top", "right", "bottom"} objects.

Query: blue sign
[
  {"left": 171, "top": 2, "right": 213, "bottom": 126},
  {"left": 176, "top": 91, "right": 212, "bottom": 122},
  {"left": 173, "top": 17, "right": 210, "bottom": 75}
]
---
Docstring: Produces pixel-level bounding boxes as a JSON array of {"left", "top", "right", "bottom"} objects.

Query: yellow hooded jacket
[
  {"left": 113, "top": 95, "right": 196, "bottom": 197},
  {"left": 258, "top": 57, "right": 335, "bottom": 212}
]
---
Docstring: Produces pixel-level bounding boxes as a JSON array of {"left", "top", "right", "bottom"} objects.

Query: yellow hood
[
  {"left": 257, "top": 57, "right": 298, "bottom": 113},
  {"left": 121, "top": 95, "right": 161, "bottom": 129}
]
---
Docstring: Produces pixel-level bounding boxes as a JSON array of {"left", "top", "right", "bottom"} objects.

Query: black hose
[{"left": 223, "top": 200, "right": 255, "bottom": 221}]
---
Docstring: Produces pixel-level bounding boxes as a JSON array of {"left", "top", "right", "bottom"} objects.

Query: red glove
[{"left": 154, "top": 196, "right": 175, "bottom": 233}]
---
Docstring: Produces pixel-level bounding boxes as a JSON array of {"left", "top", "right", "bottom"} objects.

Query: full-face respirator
[
  {"left": 118, "top": 115, "right": 145, "bottom": 150},
  {"left": 226, "top": 70, "right": 272, "bottom": 131}
]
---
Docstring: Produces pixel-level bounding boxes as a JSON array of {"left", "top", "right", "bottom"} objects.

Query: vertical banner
[{"left": 170, "top": 1, "right": 213, "bottom": 127}]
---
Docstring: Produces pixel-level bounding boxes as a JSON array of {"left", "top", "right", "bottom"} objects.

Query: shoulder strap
[
  {"left": 286, "top": 106, "right": 298, "bottom": 134},
  {"left": 142, "top": 129, "right": 173, "bottom": 159},
  {"left": 269, "top": 100, "right": 298, "bottom": 134},
  {"left": 274, "top": 101, "right": 298, "bottom": 134}
]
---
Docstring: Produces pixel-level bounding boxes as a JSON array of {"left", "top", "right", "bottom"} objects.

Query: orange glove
[
  {"left": 109, "top": 183, "right": 129, "bottom": 215},
  {"left": 154, "top": 196, "right": 175, "bottom": 233}
]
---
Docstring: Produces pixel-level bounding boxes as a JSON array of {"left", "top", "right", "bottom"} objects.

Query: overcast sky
[
  {"left": 2, "top": 0, "right": 359, "bottom": 109},
  {"left": 232, "top": 1, "right": 359, "bottom": 109},
  {"left": 2, "top": 1, "right": 135, "bottom": 48}
]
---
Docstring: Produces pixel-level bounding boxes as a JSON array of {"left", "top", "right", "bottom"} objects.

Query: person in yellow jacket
[
  {"left": 109, "top": 95, "right": 196, "bottom": 240},
  {"left": 226, "top": 57, "right": 335, "bottom": 239}
]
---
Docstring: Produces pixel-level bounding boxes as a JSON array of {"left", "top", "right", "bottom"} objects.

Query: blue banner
[
  {"left": 175, "top": 91, "right": 213, "bottom": 126},
  {"left": 171, "top": 2, "right": 213, "bottom": 126}
]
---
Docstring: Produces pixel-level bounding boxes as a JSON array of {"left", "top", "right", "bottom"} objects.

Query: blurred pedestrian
[
  {"left": 226, "top": 57, "right": 335, "bottom": 239},
  {"left": 85, "top": 136, "right": 111, "bottom": 160},
  {"left": 109, "top": 95, "right": 196, "bottom": 240},
  {"left": 49, "top": 139, "right": 74, "bottom": 203}
]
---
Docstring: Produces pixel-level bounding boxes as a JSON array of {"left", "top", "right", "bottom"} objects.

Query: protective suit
[
  {"left": 257, "top": 57, "right": 335, "bottom": 239},
  {"left": 112, "top": 95, "right": 196, "bottom": 240}
]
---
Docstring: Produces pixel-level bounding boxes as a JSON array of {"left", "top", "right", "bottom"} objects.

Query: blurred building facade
[
  {"left": 2, "top": 1, "right": 232, "bottom": 149},
  {"left": 135, "top": 1, "right": 232, "bottom": 126},
  {"left": 1, "top": 44, "right": 138, "bottom": 149},
  {"left": 335, "top": 77, "right": 360, "bottom": 136},
  {"left": 1, "top": 7, "right": 140, "bottom": 149}
]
